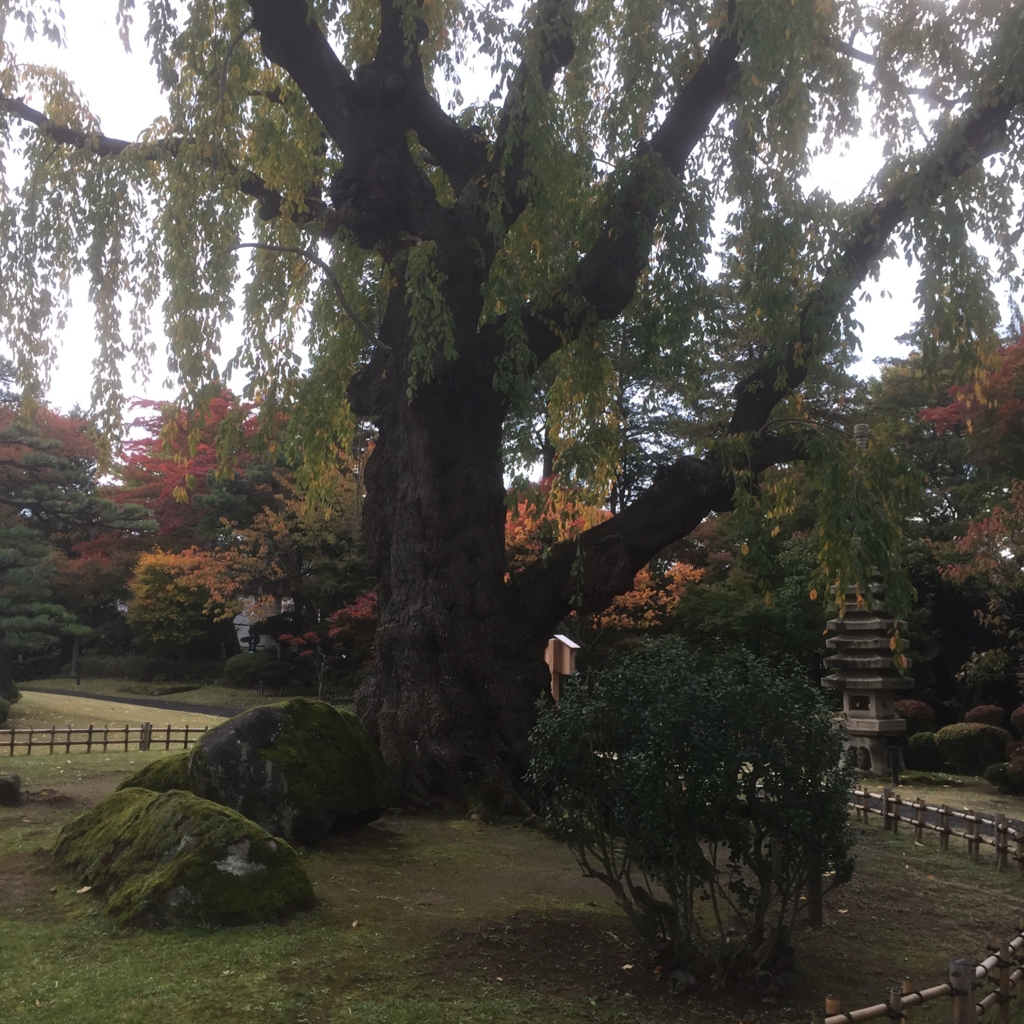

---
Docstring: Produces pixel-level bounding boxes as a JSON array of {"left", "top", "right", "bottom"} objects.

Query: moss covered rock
[
  {"left": 54, "top": 788, "right": 314, "bottom": 927},
  {"left": 116, "top": 751, "right": 190, "bottom": 793},
  {"left": 187, "top": 698, "right": 391, "bottom": 843}
]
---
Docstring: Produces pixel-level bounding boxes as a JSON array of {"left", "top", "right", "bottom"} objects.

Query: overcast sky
[{"left": 7, "top": 5, "right": 1014, "bottom": 416}]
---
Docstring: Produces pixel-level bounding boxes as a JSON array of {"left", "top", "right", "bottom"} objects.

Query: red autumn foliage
[
  {"left": 964, "top": 704, "right": 1006, "bottom": 727},
  {"left": 115, "top": 390, "right": 261, "bottom": 544},
  {"left": 893, "top": 699, "right": 937, "bottom": 736}
]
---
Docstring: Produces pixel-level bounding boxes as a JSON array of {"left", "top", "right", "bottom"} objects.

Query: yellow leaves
[
  {"left": 889, "top": 636, "right": 897, "bottom": 651},
  {"left": 740, "top": 542, "right": 750, "bottom": 556},
  {"left": 809, "top": 589, "right": 818, "bottom": 602},
  {"left": 750, "top": 74, "right": 763, "bottom": 88},
  {"left": 896, "top": 653, "right": 908, "bottom": 669}
]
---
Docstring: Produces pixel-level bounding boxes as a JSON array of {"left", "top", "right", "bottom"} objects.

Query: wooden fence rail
[
  {"left": 850, "top": 788, "right": 1024, "bottom": 874},
  {"left": 0, "top": 723, "right": 209, "bottom": 756},
  {"left": 817, "top": 923, "right": 1024, "bottom": 1024}
]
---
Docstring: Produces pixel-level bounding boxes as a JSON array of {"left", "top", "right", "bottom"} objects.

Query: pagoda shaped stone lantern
[{"left": 821, "top": 425, "right": 912, "bottom": 775}]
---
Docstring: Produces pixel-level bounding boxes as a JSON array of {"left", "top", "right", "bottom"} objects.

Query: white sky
[{"left": 6, "top": 5, "right": 1015, "bottom": 415}]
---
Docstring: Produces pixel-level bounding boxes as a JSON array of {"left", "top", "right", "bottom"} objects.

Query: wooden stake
[
  {"left": 994, "top": 814, "right": 1008, "bottom": 871},
  {"left": 940, "top": 805, "right": 950, "bottom": 851},
  {"left": 999, "top": 939, "right": 1011, "bottom": 1024},
  {"left": 825, "top": 995, "right": 841, "bottom": 1016},
  {"left": 889, "top": 986, "right": 904, "bottom": 1023},
  {"left": 903, "top": 978, "right": 915, "bottom": 1024},
  {"left": 884, "top": 788, "right": 893, "bottom": 831},
  {"left": 86, "top": 724, "right": 93, "bottom": 754},
  {"left": 892, "top": 792, "right": 902, "bottom": 835},
  {"left": 915, "top": 799, "right": 926, "bottom": 842},
  {"left": 949, "top": 959, "right": 976, "bottom": 1024}
]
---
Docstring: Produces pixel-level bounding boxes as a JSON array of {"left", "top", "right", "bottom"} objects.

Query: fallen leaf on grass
[
  {"left": 351, "top": 920, "right": 359, "bottom": 928},
  {"left": 838, "top": 909, "right": 848, "bottom": 914},
  {"left": 622, "top": 964, "right": 634, "bottom": 970},
  {"left": 76, "top": 886, "right": 92, "bottom": 894},
  {"left": 496, "top": 977, "right": 503, "bottom": 982}
]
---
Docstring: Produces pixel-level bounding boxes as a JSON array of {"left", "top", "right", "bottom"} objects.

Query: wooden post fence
[{"left": 0, "top": 723, "right": 209, "bottom": 756}]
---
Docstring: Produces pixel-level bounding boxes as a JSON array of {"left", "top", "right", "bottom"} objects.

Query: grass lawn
[
  {"left": 859, "top": 770, "right": 1024, "bottom": 819},
  {"left": 20, "top": 677, "right": 279, "bottom": 714},
  {"left": 3, "top": 754, "right": 1024, "bottom": 1024},
  {"left": 4, "top": 691, "right": 228, "bottom": 733}
]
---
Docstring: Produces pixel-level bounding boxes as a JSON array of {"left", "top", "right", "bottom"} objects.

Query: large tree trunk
[{"left": 353, "top": 315, "right": 549, "bottom": 813}]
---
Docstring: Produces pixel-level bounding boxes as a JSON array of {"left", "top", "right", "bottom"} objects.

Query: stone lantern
[
  {"left": 820, "top": 424, "right": 912, "bottom": 775},
  {"left": 822, "top": 578, "right": 912, "bottom": 774}
]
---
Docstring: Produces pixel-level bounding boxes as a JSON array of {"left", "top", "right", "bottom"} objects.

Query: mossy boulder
[
  {"left": 54, "top": 788, "right": 314, "bottom": 928},
  {"left": 116, "top": 750, "right": 190, "bottom": 793},
  {"left": 187, "top": 698, "right": 391, "bottom": 843}
]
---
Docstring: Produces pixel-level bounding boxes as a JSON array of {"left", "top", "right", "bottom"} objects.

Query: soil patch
[{"left": 0, "top": 849, "right": 63, "bottom": 921}]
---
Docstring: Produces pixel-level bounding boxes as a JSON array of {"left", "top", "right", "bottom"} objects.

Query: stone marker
[{"left": 0, "top": 773, "right": 21, "bottom": 806}]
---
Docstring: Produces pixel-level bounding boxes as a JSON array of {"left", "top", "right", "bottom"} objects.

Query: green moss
[
  {"left": 260, "top": 697, "right": 392, "bottom": 819},
  {"left": 54, "top": 788, "right": 314, "bottom": 927},
  {"left": 115, "top": 751, "right": 190, "bottom": 793}
]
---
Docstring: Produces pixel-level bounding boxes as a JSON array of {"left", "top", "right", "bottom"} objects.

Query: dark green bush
[
  {"left": 934, "top": 723, "right": 1011, "bottom": 775},
  {"left": 983, "top": 762, "right": 1024, "bottom": 794},
  {"left": 905, "top": 731, "right": 943, "bottom": 771},
  {"left": 222, "top": 652, "right": 296, "bottom": 690},
  {"left": 0, "top": 697, "right": 9, "bottom": 726},
  {"left": 1006, "top": 754, "right": 1024, "bottom": 790},
  {"left": 529, "top": 637, "right": 854, "bottom": 984}
]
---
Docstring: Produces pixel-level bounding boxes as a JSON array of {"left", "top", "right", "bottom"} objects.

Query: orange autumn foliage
[{"left": 590, "top": 561, "right": 704, "bottom": 632}]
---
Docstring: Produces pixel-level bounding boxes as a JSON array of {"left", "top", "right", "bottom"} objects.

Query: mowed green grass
[
  {"left": 4, "top": 690, "right": 228, "bottom": 733},
  {"left": 4, "top": 752, "right": 1024, "bottom": 1024},
  {"left": 22, "top": 676, "right": 274, "bottom": 713}
]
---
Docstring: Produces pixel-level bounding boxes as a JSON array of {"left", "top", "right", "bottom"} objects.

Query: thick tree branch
[
  {"left": 0, "top": 93, "right": 340, "bottom": 237},
  {"left": 246, "top": 0, "right": 361, "bottom": 153},
  {"left": 728, "top": 76, "right": 1024, "bottom": 436},
  {"left": 515, "top": 37, "right": 1024, "bottom": 636},
  {"left": 490, "top": 0, "right": 577, "bottom": 227},
  {"left": 523, "top": 17, "right": 741, "bottom": 358},
  {"left": 373, "top": 0, "right": 488, "bottom": 196}
]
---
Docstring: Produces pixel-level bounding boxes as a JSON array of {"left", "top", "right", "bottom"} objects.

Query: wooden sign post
[{"left": 544, "top": 634, "right": 580, "bottom": 705}]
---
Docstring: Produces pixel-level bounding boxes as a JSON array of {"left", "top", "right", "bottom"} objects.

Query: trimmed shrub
[
  {"left": 1007, "top": 753, "right": 1024, "bottom": 790},
  {"left": 984, "top": 762, "right": 1024, "bottom": 794},
  {"left": 1011, "top": 706, "right": 1024, "bottom": 738},
  {"left": 222, "top": 653, "right": 293, "bottom": 690},
  {"left": 934, "top": 723, "right": 1012, "bottom": 775},
  {"left": 965, "top": 704, "right": 1006, "bottom": 728},
  {"left": 894, "top": 699, "right": 936, "bottom": 736},
  {"left": 0, "top": 697, "right": 9, "bottom": 726},
  {"left": 905, "top": 731, "right": 943, "bottom": 772}
]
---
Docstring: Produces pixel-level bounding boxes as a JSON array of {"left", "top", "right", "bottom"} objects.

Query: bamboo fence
[
  {"left": 816, "top": 923, "right": 1024, "bottom": 1024},
  {"left": 850, "top": 789, "right": 1024, "bottom": 874},
  {"left": 0, "top": 722, "right": 209, "bottom": 756}
]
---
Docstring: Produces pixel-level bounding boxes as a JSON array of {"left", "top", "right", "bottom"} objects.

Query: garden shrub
[
  {"left": 983, "top": 762, "right": 1024, "bottom": 794},
  {"left": 965, "top": 704, "right": 1006, "bottom": 728},
  {"left": 1011, "top": 706, "right": 1024, "bottom": 738},
  {"left": 934, "top": 723, "right": 1011, "bottom": 775},
  {"left": 528, "top": 637, "right": 854, "bottom": 986},
  {"left": 905, "top": 731, "right": 943, "bottom": 771},
  {"left": 222, "top": 653, "right": 293, "bottom": 689},
  {"left": 894, "top": 699, "right": 936, "bottom": 736},
  {"left": 1006, "top": 753, "right": 1024, "bottom": 790},
  {"left": 0, "top": 697, "right": 9, "bottom": 726}
]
